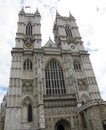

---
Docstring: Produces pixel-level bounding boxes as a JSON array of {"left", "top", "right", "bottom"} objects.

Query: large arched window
[
  {"left": 26, "top": 23, "right": 32, "bottom": 36},
  {"left": 45, "top": 59, "right": 66, "bottom": 95},
  {"left": 23, "top": 59, "right": 32, "bottom": 70}
]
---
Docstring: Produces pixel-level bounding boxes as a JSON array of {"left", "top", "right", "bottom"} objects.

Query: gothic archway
[
  {"left": 22, "top": 96, "right": 33, "bottom": 122},
  {"left": 55, "top": 119, "right": 71, "bottom": 130}
]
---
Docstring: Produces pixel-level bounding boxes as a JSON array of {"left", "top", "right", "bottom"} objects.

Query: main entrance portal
[
  {"left": 55, "top": 119, "right": 71, "bottom": 130},
  {"left": 57, "top": 124, "right": 65, "bottom": 130}
]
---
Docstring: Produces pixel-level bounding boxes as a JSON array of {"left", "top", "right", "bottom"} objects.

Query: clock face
[
  {"left": 69, "top": 44, "right": 77, "bottom": 51},
  {"left": 24, "top": 42, "right": 33, "bottom": 49},
  {"left": 26, "top": 43, "right": 31, "bottom": 47}
]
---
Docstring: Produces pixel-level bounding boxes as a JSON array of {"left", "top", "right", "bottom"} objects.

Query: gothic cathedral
[{"left": 0, "top": 8, "right": 106, "bottom": 130}]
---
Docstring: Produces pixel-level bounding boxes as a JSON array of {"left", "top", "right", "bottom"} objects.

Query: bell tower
[
  {"left": 4, "top": 8, "right": 45, "bottom": 130},
  {"left": 16, "top": 8, "right": 41, "bottom": 49},
  {"left": 53, "top": 11, "right": 85, "bottom": 51},
  {"left": 53, "top": 11, "right": 101, "bottom": 102}
]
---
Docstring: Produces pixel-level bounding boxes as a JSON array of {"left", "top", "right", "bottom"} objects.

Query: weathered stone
[{"left": 0, "top": 8, "right": 106, "bottom": 130}]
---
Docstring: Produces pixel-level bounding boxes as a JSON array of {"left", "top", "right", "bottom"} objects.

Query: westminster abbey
[{"left": 0, "top": 8, "right": 106, "bottom": 130}]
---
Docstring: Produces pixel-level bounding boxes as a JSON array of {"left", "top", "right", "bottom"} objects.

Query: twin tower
[{"left": 0, "top": 8, "right": 106, "bottom": 130}]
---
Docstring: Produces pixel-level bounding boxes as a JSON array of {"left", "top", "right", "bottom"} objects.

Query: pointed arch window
[
  {"left": 23, "top": 59, "right": 32, "bottom": 70},
  {"left": 22, "top": 98, "right": 33, "bottom": 123},
  {"left": 73, "top": 60, "right": 81, "bottom": 71},
  {"left": 65, "top": 25, "right": 73, "bottom": 37},
  {"left": 28, "top": 104, "right": 32, "bottom": 122},
  {"left": 26, "top": 23, "right": 32, "bottom": 36},
  {"left": 45, "top": 59, "right": 66, "bottom": 95}
]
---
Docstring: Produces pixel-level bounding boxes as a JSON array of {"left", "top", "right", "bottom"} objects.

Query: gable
[{"left": 44, "top": 38, "right": 56, "bottom": 48}]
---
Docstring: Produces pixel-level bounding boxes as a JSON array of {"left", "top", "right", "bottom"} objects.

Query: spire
[
  {"left": 19, "top": 7, "right": 25, "bottom": 15},
  {"left": 35, "top": 8, "right": 40, "bottom": 16},
  {"left": 69, "top": 11, "right": 74, "bottom": 19},
  {"left": 49, "top": 36, "right": 51, "bottom": 41},
  {"left": 56, "top": 10, "right": 60, "bottom": 17}
]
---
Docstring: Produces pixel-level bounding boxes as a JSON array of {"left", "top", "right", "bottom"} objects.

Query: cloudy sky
[{"left": 0, "top": 0, "right": 106, "bottom": 103}]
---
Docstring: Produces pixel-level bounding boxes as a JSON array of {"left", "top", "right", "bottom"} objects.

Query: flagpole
[{"left": 25, "top": 6, "right": 31, "bottom": 13}]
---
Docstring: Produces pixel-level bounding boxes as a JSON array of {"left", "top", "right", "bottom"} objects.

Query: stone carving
[
  {"left": 45, "top": 118, "right": 52, "bottom": 128},
  {"left": 44, "top": 107, "right": 76, "bottom": 116},
  {"left": 88, "top": 107, "right": 103, "bottom": 130},
  {"left": 77, "top": 79, "right": 87, "bottom": 91},
  {"left": 44, "top": 99, "right": 77, "bottom": 108},
  {"left": 80, "top": 93, "right": 89, "bottom": 104},
  {"left": 22, "top": 81, "right": 33, "bottom": 93},
  {"left": 39, "top": 116, "right": 45, "bottom": 128},
  {"left": 36, "top": 55, "right": 43, "bottom": 80}
]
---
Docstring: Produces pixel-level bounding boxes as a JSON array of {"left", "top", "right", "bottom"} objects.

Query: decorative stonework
[
  {"left": 88, "top": 107, "right": 103, "bottom": 130},
  {"left": 77, "top": 79, "right": 87, "bottom": 91},
  {"left": 45, "top": 118, "right": 52, "bottom": 128},
  {"left": 44, "top": 107, "right": 77, "bottom": 116},
  {"left": 22, "top": 80, "right": 33, "bottom": 93},
  {"left": 87, "top": 77, "right": 97, "bottom": 85},
  {"left": 44, "top": 99, "right": 77, "bottom": 108}
]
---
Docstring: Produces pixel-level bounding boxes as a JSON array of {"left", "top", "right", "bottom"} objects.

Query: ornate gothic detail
[
  {"left": 22, "top": 80, "right": 33, "bottom": 93},
  {"left": 45, "top": 118, "right": 52, "bottom": 128},
  {"left": 80, "top": 93, "right": 89, "bottom": 104},
  {"left": 78, "top": 99, "right": 104, "bottom": 112},
  {"left": 44, "top": 99, "right": 77, "bottom": 108},
  {"left": 44, "top": 107, "right": 77, "bottom": 116},
  {"left": 88, "top": 107, "right": 103, "bottom": 130},
  {"left": 77, "top": 79, "right": 87, "bottom": 91}
]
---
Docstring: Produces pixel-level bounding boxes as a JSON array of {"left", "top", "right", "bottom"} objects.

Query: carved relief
[
  {"left": 80, "top": 93, "right": 89, "bottom": 104},
  {"left": 44, "top": 107, "right": 76, "bottom": 116},
  {"left": 39, "top": 116, "right": 45, "bottom": 128},
  {"left": 45, "top": 118, "right": 52, "bottom": 128},
  {"left": 22, "top": 80, "right": 33, "bottom": 93},
  {"left": 44, "top": 99, "right": 77, "bottom": 108},
  {"left": 77, "top": 79, "right": 87, "bottom": 91},
  {"left": 88, "top": 107, "right": 103, "bottom": 130},
  {"left": 36, "top": 55, "right": 43, "bottom": 80},
  {"left": 35, "top": 55, "right": 44, "bottom": 102}
]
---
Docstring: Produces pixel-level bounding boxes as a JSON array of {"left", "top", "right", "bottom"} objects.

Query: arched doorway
[
  {"left": 57, "top": 124, "right": 65, "bottom": 130},
  {"left": 55, "top": 119, "right": 71, "bottom": 130}
]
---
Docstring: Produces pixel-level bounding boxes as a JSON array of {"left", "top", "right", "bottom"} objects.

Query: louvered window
[
  {"left": 23, "top": 59, "right": 32, "bottom": 70},
  {"left": 26, "top": 23, "right": 32, "bottom": 35}
]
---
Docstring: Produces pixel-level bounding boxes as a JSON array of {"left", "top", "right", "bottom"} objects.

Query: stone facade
[{"left": 0, "top": 8, "right": 106, "bottom": 130}]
